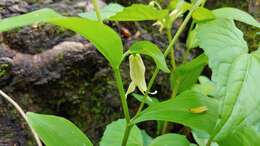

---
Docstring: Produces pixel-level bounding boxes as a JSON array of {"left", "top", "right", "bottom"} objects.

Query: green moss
[{"left": 0, "top": 64, "right": 9, "bottom": 78}]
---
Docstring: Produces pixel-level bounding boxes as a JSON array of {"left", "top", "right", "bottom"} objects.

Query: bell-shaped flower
[{"left": 126, "top": 54, "right": 147, "bottom": 96}]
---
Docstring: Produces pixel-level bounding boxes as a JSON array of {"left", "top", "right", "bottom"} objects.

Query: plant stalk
[
  {"left": 113, "top": 68, "right": 132, "bottom": 146},
  {"left": 167, "top": 28, "right": 176, "bottom": 70},
  {"left": 133, "top": 0, "right": 205, "bottom": 118},
  {"left": 0, "top": 90, "right": 42, "bottom": 146},
  {"left": 91, "top": 0, "right": 102, "bottom": 22}
]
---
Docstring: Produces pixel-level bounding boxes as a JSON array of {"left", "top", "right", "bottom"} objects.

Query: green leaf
[
  {"left": 79, "top": 3, "right": 124, "bottom": 21},
  {"left": 149, "top": 134, "right": 190, "bottom": 146},
  {"left": 168, "top": 1, "right": 215, "bottom": 22},
  {"left": 100, "top": 119, "right": 143, "bottom": 146},
  {"left": 132, "top": 94, "right": 159, "bottom": 106},
  {"left": 168, "top": 0, "right": 191, "bottom": 12},
  {"left": 128, "top": 41, "right": 170, "bottom": 73},
  {"left": 141, "top": 130, "right": 153, "bottom": 146},
  {"left": 196, "top": 18, "right": 260, "bottom": 145},
  {"left": 186, "top": 29, "right": 199, "bottom": 50},
  {"left": 192, "top": 76, "right": 216, "bottom": 96},
  {"left": 192, "top": 7, "right": 216, "bottom": 22},
  {"left": 196, "top": 19, "right": 248, "bottom": 98},
  {"left": 0, "top": 8, "right": 63, "bottom": 32},
  {"left": 50, "top": 18, "right": 123, "bottom": 68},
  {"left": 192, "top": 129, "right": 219, "bottom": 146},
  {"left": 109, "top": 4, "right": 168, "bottom": 21},
  {"left": 0, "top": 9, "right": 124, "bottom": 68},
  {"left": 213, "top": 7, "right": 260, "bottom": 28},
  {"left": 171, "top": 54, "right": 208, "bottom": 94},
  {"left": 26, "top": 112, "right": 93, "bottom": 146},
  {"left": 133, "top": 91, "right": 218, "bottom": 133}
]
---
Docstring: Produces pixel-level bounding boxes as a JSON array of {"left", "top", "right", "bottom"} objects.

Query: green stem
[
  {"left": 91, "top": 0, "right": 102, "bottom": 22},
  {"left": 0, "top": 90, "right": 42, "bottom": 146},
  {"left": 184, "top": 0, "right": 207, "bottom": 63},
  {"left": 113, "top": 68, "right": 132, "bottom": 146},
  {"left": 167, "top": 28, "right": 176, "bottom": 70},
  {"left": 113, "top": 68, "right": 131, "bottom": 122},
  {"left": 121, "top": 124, "right": 133, "bottom": 146},
  {"left": 132, "top": 0, "right": 206, "bottom": 134}
]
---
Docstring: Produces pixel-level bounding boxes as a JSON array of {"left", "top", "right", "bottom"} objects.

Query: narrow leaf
[
  {"left": 128, "top": 41, "right": 170, "bottom": 73},
  {"left": 0, "top": 8, "right": 63, "bottom": 32},
  {"left": 132, "top": 93, "right": 159, "bottom": 106},
  {"left": 27, "top": 112, "right": 93, "bottom": 146}
]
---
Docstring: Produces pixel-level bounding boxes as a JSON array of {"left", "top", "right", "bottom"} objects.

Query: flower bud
[{"left": 126, "top": 54, "right": 147, "bottom": 96}]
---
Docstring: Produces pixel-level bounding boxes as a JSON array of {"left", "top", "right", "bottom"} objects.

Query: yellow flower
[{"left": 126, "top": 54, "right": 147, "bottom": 96}]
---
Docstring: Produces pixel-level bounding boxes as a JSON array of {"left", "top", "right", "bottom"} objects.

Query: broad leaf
[
  {"left": 192, "top": 7, "right": 215, "bottom": 22},
  {"left": 213, "top": 7, "right": 260, "bottom": 28},
  {"left": 0, "top": 9, "right": 123, "bottom": 68},
  {"left": 196, "top": 18, "right": 260, "bottom": 145},
  {"left": 128, "top": 41, "right": 170, "bottom": 73},
  {"left": 149, "top": 134, "right": 190, "bottom": 146},
  {"left": 27, "top": 112, "right": 93, "bottom": 146},
  {"left": 196, "top": 18, "right": 248, "bottom": 97},
  {"left": 109, "top": 4, "right": 168, "bottom": 21},
  {"left": 192, "top": 129, "right": 219, "bottom": 146},
  {"left": 79, "top": 3, "right": 124, "bottom": 21},
  {"left": 100, "top": 119, "right": 143, "bottom": 146},
  {"left": 133, "top": 91, "right": 218, "bottom": 133},
  {"left": 141, "top": 130, "right": 153, "bottom": 146},
  {"left": 171, "top": 54, "right": 208, "bottom": 94}
]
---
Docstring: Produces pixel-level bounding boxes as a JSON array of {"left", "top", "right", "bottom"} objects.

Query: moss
[{"left": 0, "top": 64, "right": 9, "bottom": 78}]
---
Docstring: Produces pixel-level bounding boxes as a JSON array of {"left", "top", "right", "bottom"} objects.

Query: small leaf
[
  {"left": 79, "top": 3, "right": 124, "bottom": 21},
  {"left": 0, "top": 9, "right": 124, "bottom": 68},
  {"left": 109, "top": 4, "right": 168, "bottom": 21},
  {"left": 128, "top": 41, "right": 170, "bottom": 73},
  {"left": 149, "top": 134, "right": 190, "bottom": 146},
  {"left": 100, "top": 119, "right": 143, "bottom": 146},
  {"left": 171, "top": 54, "right": 208, "bottom": 94},
  {"left": 213, "top": 7, "right": 260, "bottom": 28},
  {"left": 168, "top": 0, "right": 191, "bottom": 12},
  {"left": 192, "top": 7, "right": 215, "bottom": 22},
  {"left": 132, "top": 94, "right": 159, "bottom": 106},
  {"left": 27, "top": 112, "right": 93, "bottom": 146},
  {"left": 133, "top": 91, "right": 218, "bottom": 134},
  {"left": 186, "top": 29, "right": 199, "bottom": 50}
]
